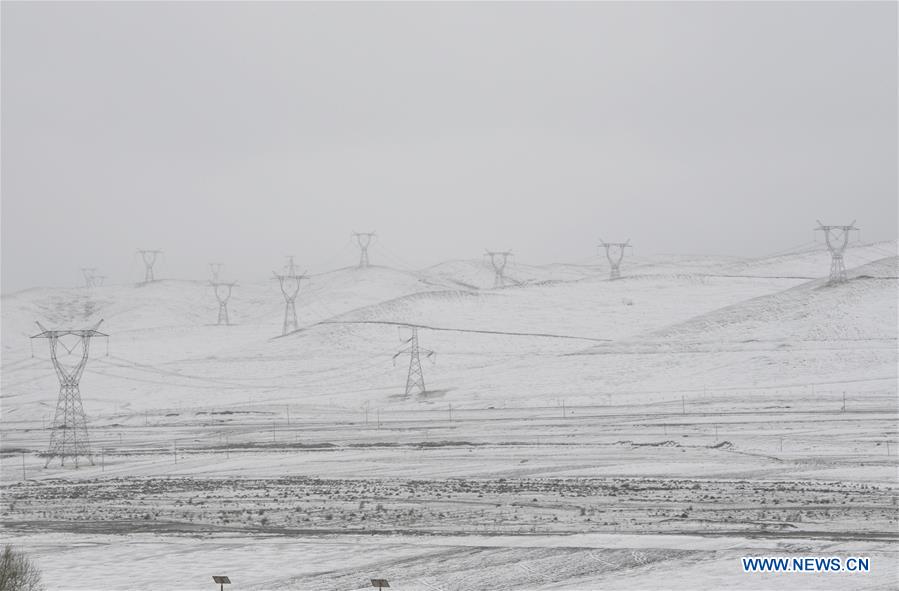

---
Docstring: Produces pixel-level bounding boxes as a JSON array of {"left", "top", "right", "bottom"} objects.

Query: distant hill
[{"left": 2, "top": 242, "right": 895, "bottom": 421}]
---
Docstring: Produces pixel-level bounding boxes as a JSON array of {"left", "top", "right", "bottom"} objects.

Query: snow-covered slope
[
  {"left": 2, "top": 244, "right": 896, "bottom": 423},
  {"left": 425, "top": 258, "right": 598, "bottom": 290},
  {"left": 330, "top": 275, "right": 804, "bottom": 341},
  {"left": 632, "top": 256, "right": 898, "bottom": 346}
]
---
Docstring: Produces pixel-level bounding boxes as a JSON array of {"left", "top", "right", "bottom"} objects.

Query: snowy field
[{"left": 1, "top": 241, "right": 897, "bottom": 590}]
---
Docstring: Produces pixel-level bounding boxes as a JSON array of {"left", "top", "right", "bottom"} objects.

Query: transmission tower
[
  {"left": 32, "top": 320, "right": 107, "bottom": 468},
  {"left": 352, "top": 232, "right": 376, "bottom": 268},
  {"left": 392, "top": 327, "right": 435, "bottom": 397},
  {"left": 80, "top": 268, "right": 105, "bottom": 288},
  {"left": 209, "top": 262, "right": 223, "bottom": 282},
  {"left": 274, "top": 270, "right": 307, "bottom": 335},
  {"left": 598, "top": 238, "right": 631, "bottom": 279},
  {"left": 485, "top": 250, "right": 513, "bottom": 288},
  {"left": 81, "top": 268, "right": 96, "bottom": 288},
  {"left": 137, "top": 250, "right": 163, "bottom": 283},
  {"left": 815, "top": 220, "right": 858, "bottom": 284},
  {"left": 211, "top": 281, "right": 237, "bottom": 325},
  {"left": 284, "top": 255, "right": 299, "bottom": 276}
]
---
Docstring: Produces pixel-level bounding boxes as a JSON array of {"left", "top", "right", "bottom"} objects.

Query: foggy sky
[{"left": 2, "top": 1, "right": 896, "bottom": 292}]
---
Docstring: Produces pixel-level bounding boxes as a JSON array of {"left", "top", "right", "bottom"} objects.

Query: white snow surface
[{"left": 1, "top": 241, "right": 897, "bottom": 590}]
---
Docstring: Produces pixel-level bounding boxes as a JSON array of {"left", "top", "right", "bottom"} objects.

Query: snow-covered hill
[{"left": 2, "top": 242, "right": 894, "bottom": 423}]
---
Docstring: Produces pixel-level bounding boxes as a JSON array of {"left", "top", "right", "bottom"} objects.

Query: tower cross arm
[
  {"left": 31, "top": 320, "right": 107, "bottom": 339},
  {"left": 816, "top": 220, "right": 858, "bottom": 252}
]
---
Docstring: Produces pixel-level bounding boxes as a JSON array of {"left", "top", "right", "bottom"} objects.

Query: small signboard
[
  {"left": 213, "top": 575, "right": 231, "bottom": 590},
  {"left": 371, "top": 579, "right": 390, "bottom": 589}
]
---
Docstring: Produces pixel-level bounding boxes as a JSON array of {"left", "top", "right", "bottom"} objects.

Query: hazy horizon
[{"left": 3, "top": 1, "right": 897, "bottom": 293}]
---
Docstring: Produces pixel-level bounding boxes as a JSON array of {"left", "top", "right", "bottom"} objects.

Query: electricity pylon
[
  {"left": 81, "top": 268, "right": 96, "bottom": 288},
  {"left": 352, "top": 232, "right": 376, "bottom": 268},
  {"left": 211, "top": 281, "right": 237, "bottom": 325},
  {"left": 137, "top": 250, "right": 163, "bottom": 284},
  {"left": 274, "top": 270, "right": 307, "bottom": 335},
  {"left": 598, "top": 238, "right": 631, "bottom": 279},
  {"left": 393, "top": 327, "right": 435, "bottom": 397},
  {"left": 485, "top": 250, "right": 513, "bottom": 288},
  {"left": 209, "top": 263, "right": 223, "bottom": 282},
  {"left": 815, "top": 220, "right": 858, "bottom": 284},
  {"left": 81, "top": 268, "right": 105, "bottom": 288},
  {"left": 32, "top": 320, "right": 107, "bottom": 468},
  {"left": 284, "top": 255, "right": 299, "bottom": 276}
]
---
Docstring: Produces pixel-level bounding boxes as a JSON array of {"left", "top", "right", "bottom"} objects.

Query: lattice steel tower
[
  {"left": 81, "top": 268, "right": 106, "bottom": 288},
  {"left": 32, "top": 320, "right": 107, "bottom": 468},
  {"left": 211, "top": 281, "right": 237, "bottom": 325},
  {"left": 209, "top": 262, "right": 223, "bottom": 283},
  {"left": 393, "top": 327, "right": 435, "bottom": 397},
  {"left": 274, "top": 270, "right": 306, "bottom": 335},
  {"left": 284, "top": 255, "right": 299, "bottom": 276},
  {"left": 486, "top": 250, "right": 512, "bottom": 288},
  {"left": 137, "top": 250, "right": 163, "bottom": 283},
  {"left": 81, "top": 268, "right": 97, "bottom": 288},
  {"left": 353, "top": 232, "right": 376, "bottom": 268},
  {"left": 598, "top": 238, "right": 631, "bottom": 279},
  {"left": 815, "top": 220, "right": 858, "bottom": 284}
]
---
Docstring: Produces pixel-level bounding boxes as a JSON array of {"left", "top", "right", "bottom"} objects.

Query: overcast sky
[{"left": 2, "top": 1, "right": 896, "bottom": 292}]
